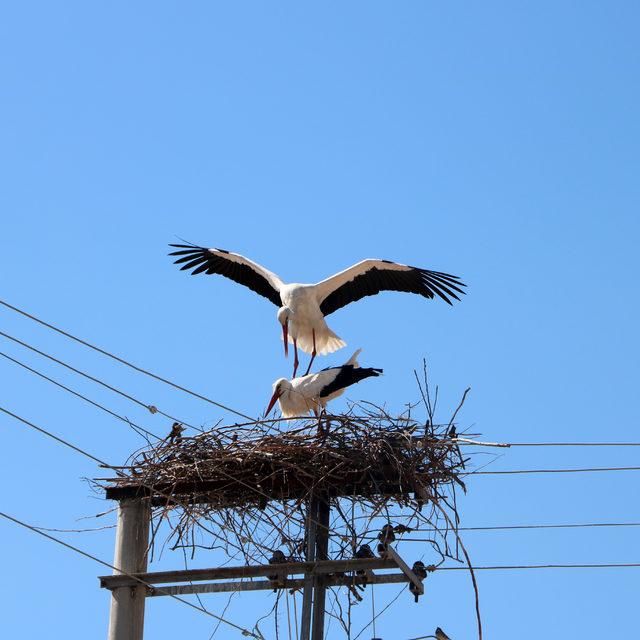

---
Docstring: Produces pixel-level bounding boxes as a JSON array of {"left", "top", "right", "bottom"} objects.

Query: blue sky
[{"left": 1, "top": 2, "right": 639, "bottom": 638}]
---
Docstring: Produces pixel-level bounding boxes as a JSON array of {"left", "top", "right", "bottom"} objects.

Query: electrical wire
[
  {"left": 353, "top": 585, "right": 407, "bottom": 640},
  {"left": 7, "top": 338, "right": 637, "bottom": 540},
  {"left": 0, "top": 405, "right": 110, "bottom": 467},
  {"left": 398, "top": 521, "right": 640, "bottom": 536},
  {"left": 452, "top": 438, "right": 640, "bottom": 448},
  {"left": 4, "top": 394, "right": 638, "bottom": 555},
  {"left": 498, "top": 442, "right": 640, "bottom": 447},
  {"left": 0, "top": 405, "right": 249, "bottom": 555},
  {"left": 8, "top": 301, "right": 640, "bottom": 449},
  {"left": 371, "top": 583, "right": 377, "bottom": 639},
  {"left": 470, "top": 466, "right": 640, "bottom": 476},
  {"left": 0, "top": 298, "right": 254, "bottom": 421},
  {"left": 6, "top": 302, "right": 640, "bottom": 446},
  {"left": 9, "top": 302, "right": 640, "bottom": 632},
  {"left": 0, "top": 510, "right": 259, "bottom": 638},
  {"left": 4, "top": 404, "right": 640, "bottom": 636},
  {"left": 5, "top": 360, "right": 640, "bottom": 595},
  {"left": 436, "top": 562, "right": 640, "bottom": 571},
  {"left": 0, "top": 329, "right": 200, "bottom": 432},
  {"left": 5, "top": 503, "right": 636, "bottom": 639},
  {"left": 0, "top": 343, "right": 314, "bottom": 545},
  {"left": 0, "top": 404, "right": 343, "bottom": 552},
  {"left": 0, "top": 350, "right": 161, "bottom": 441}
]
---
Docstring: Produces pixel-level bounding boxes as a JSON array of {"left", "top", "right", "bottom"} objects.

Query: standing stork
[
  {"left": 265, "top": 349, "right": 382, "bottom": 418},
  {"left": 169, "top": 243, "right": 466, "bottom": 376}
]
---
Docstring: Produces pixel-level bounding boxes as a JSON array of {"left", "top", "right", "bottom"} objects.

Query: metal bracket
[{"left": 383, "top": 545, "right": 424, "bottom": 596}]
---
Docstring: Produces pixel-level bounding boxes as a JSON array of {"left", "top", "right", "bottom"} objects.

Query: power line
[
  {"left": 436, "top": 562, "right": 640, "bottom": 571},
  {"left": 398, "top": 521, "right": 640, "bottom": 539},
  {"left": 500, "top": 442, "right": 640, "bottom": 447},
  {"left": 361, "top": 521, "right": 640, "bottom": 541},
  {"left": 0, "top": 405, "right": 250, "bottom": 555},
  {"left": 0, "top": 298, "right": 254, "bottom": 421},
  {"left": 6, "top": 295, "right": 639, "bottom": 442},
  {"left": 6, "top": 509, "right": 635, "bottom": 640},
  {"left": 0, "top": 404, "right": 336, "bottom": 554},
  {"left": 6, "top": 382, "right": 640, "bottom": 575},
  {"left": 6, "top": 302, "right": 639, "bottom": 446},
  {"left": 6, "top": 336, "right": 636, "bottom": 534},
  {"left": 4, "top": 408, "right": 639, "bottom": 637},
  {"left": 456, "top": 439, "right": 640, "bottom": 448},
  {"left": 0, "top": 355, "right": 278, "bottom": 540},
  {"left": 0, "top": 350, "right": 161, "bottom": 441},
  {"left": 470, "top": 466, "right": 640, "bottom": 476},
  {"left": 0, "top": 510, "right": 260, "bottom": 638},
  {"left": 0, "top": 329, "right": 199, "bottom": 432},
  {"left": 0, "top": 405, "right": 110, "bottom": 467},
  {"left": 4, "top": 394, "right": 639, "bottom": 557},
  {"left": 5, "top": 398, "right": 639, "bottom": 557}
]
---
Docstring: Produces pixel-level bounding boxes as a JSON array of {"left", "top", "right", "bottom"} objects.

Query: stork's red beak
[
  {"left": 265, "top": 389, "right": 282, "bottom": 416},
  {"left": 282, "top": 320, "right": 289, "bottom": 358}
]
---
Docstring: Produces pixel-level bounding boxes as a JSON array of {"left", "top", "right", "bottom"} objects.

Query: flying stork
[
  {"left": 265, "top": 349, "right": 382, "bottom": 418},
  {"left": 169, "top": 243, "right": 466, "bottom": 376}
]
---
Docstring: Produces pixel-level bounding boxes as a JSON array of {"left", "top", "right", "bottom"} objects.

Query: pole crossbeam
[
  {"left": 99, "top": 557, "right": 399, "bottom": 589},
  {"left": 384, "top": 545, "right": 425, "bottom": 595},
  {"left": 146, "top": 573, "right": 413, "bottom": 597}
]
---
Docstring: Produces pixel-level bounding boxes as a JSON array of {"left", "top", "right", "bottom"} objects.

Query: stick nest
[
  {"left": 107, "top": 413, "right": 466, "bottom": 509},
  {"left": 97, "top": 365, "right": 475, "bottom": 571}
]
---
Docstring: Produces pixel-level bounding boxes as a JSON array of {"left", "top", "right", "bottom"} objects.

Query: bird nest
[{"left": 99, "top": 367, "right": 474, "bottom": 571}]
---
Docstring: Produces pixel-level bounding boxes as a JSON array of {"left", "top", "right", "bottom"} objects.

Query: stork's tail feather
[
  {"left": 295, "top": 328, "right": 346, "bottom": 355},
  {"left": 320, "top": 334, "right": 347, "bottom": 355},
  {"left": 345, "top": 348, "right": 362, "bottom": 367}
]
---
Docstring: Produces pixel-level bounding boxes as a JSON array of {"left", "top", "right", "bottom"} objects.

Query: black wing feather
[
  {"left": 168, "top": 244, "right": 282, "bottom": 306},
  {"left": 319, "top": 365, "right": 383, "bottom": 398},
  {"left": 319, "top": 265, "right": 466, "bottom": 316}
]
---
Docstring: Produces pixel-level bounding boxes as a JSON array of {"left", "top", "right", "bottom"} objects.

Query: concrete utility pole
[
  {"left": 101, "top": 496, "right": 427, "bottom": 640},
  {"left": 311, "top": 496, "right": 330, "bottom": 640},
  {"left": 107, "top": 498, "right": 150, "bottom": 640},
  {"left": 300, "top": 496, "right": 319, "bottom": 640}
]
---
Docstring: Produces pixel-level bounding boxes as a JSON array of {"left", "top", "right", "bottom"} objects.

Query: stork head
[
  {"left": 277, "top": 307, "right": 292, "bottom": 357},
  {"left": 265, "top": 378, "right": 292, "bottom": 416}
]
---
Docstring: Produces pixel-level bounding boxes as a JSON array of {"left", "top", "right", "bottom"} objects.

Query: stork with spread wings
[{"left": 169, "top": 243, "right": 466, "bottom": 377}]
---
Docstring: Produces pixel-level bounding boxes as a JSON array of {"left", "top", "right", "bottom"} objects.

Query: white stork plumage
[
  {"left": 265, "top": 349, "right": 382, "bottom": 418},
  {"left": 169, "top": 243, "right": 466, "bottom": 376}
]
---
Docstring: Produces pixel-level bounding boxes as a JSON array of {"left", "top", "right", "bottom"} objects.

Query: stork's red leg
[
  {"left": 292, "top": 338, "right": 299, "bottom": 378},
  {"left": 304, "top": 329, "right": 317, "bottom": 376}
]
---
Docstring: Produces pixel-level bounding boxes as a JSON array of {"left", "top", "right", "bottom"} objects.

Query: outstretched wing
[
  {"left": 315, "top": 259, "right": 466, "bottom": 316},
  {"left": 169, "top": 244, "right": 284, "bottom": 306}
]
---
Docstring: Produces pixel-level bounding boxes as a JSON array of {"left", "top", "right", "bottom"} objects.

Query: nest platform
[{"left": 104, "top": 413, "right": 466, "bottom": 509}]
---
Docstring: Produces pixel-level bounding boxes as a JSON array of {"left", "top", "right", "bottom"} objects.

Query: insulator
[
  {"left": 378, "top": 523, "right": 395, "bottom": 544},
  {"left": 412, "top": 560, "right": 428, "bottom": 580},
  {"left": 267, "top": 549, "right": 287, "bottom": 583},
  {"left": 355, "top": 544, "right": 375, "bottom": 559},
  {"left": 270, "top": 550, "right": 286, "bottom": 564},
  {"left": 409, "top": 580, "right": 421, "bottom": 603},
  {"left": 355, "top": 543, "right": 375, "bottom": 575}
]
